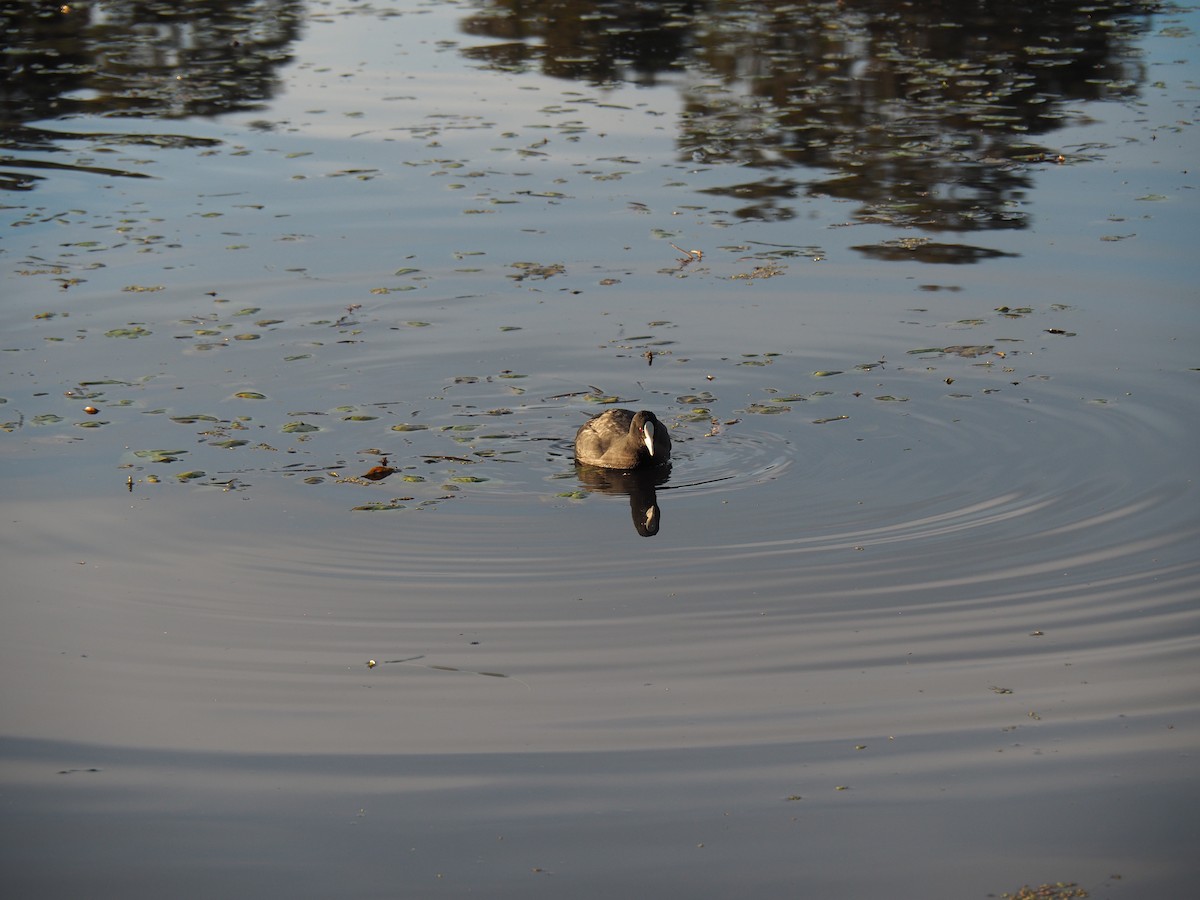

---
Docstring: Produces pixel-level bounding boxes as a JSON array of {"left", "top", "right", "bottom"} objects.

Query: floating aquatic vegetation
[
  {"left": 731, "top": 263, "right": 786, "bottom": 281},
  {"left": 281, "top": 422, "right": 320, "bottom": 434},
  {"left": 391, "top": 423, "right": 429, "bottom": 432},
  {"left": 176, "top": 471, "right": 206, "bottom": 482},
  {"left": 744, "top": 403, "right": 790, "bottom": 415},
  {"left": 234, "top": 392, "right": 267, "bottom": 400},
  {"left": 508, "top": 261, "right": 565, "bottom": 281},
  {"left": 134, "top": 449, "right": 187, "bottom": 463},
  {"left": 909, "top": 345, "right": 995, "bottom": 358},
  {"left": 105, "top": 326, "right": 151, "bottom": 338}
]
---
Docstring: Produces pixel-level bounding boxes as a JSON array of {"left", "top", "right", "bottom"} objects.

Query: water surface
[{"left": 2, "top": 2, "right": 1198, "bottom": 897}]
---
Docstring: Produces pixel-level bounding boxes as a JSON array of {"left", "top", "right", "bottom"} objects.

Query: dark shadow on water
[{"left": 576, "top": 464, "right": 671, "bottom": 537}]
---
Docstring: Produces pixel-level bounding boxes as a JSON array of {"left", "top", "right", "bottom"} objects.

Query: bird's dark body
[{"left": 574, "top": 409, "right": 671, "bottom": 470}]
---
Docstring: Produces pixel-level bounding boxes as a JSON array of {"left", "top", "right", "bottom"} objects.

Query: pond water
[{"left": 2, "top": 1, "right": 1198, "bottom": 897}]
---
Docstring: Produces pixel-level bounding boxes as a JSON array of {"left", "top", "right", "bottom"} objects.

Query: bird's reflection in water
[{"left": 575, "top": 464, "right": 671, "bottom": 537}]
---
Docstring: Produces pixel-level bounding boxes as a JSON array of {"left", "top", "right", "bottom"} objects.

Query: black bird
[{"left": 574, "top": 409, "right": 671, "bottom": 470}]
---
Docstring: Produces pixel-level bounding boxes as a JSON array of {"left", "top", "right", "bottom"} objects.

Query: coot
[{"left": 574, "top": 409, "right": 671, "bottom": 470}]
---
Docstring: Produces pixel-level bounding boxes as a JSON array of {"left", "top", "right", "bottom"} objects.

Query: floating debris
[{"left": 362, "top": 465, "right": 396, "bottom": 481}]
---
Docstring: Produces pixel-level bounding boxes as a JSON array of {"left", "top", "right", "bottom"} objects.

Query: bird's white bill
[{"left": 642, "top": 421, "right": 655, "bottom": 457}]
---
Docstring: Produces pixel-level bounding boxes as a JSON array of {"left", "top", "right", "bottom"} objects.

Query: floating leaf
[
  {"left": 281, "top": 421, "right": 319, "bottom": 434},
  {"left": 812, "top": 370, "right": 843, "bottom": 377},
  {"left": 943, "top": 345, "right": 994, "bottom": 358},
  {"left": 391, "top": 423, "right": 428, "bottom": 432},
  {"left": 105, "top": 326, "right": 151, "bottom": 338},
  {"left": 234, "top": 392, "right": 267, "bottom": 400},
  {"left": 744, "top": 402, "right": 790, "bottom": 414},
  {"left": 176, "top": 471, "right": 206, "bottom": 482},
  {"left": 134, "top": 449, "right": 187, "bottom": 463}
]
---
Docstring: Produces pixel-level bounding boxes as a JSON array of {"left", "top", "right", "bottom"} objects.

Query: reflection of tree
[
  {"left": 459, "top": 0, "right": 699, "bottom": 84},
  {"left": 0, "top": 0, "right": 305, "bottom": 127},
  {"left": 459, "top": 0, "right": 1155, "bottom": 245}
]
